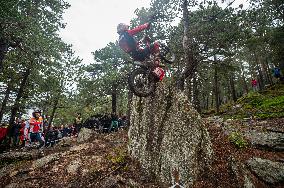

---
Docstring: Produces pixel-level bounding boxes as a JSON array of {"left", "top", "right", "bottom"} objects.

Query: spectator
[
  {"left": 273, "top": 67, "right": 281, "bottom": 78},
  {"left": 12, "top": 118, "right": 21, "bottom": 147},
  {"left": 101, "top": 113, "right": 112, "bottom": 133},
  {"left": 74, "top": 113, "right": 82, "bottom": 135},
  {"left": 29, "top": 110, "right": 45, "bottom": 149},
  {"left": 45, "top": 126, "right": 57, "bottom": 147},
  {"left": 23, "top": 119, "right": 30, "bottom": 147},
  {"left": 118, "top": 115, "right": 127, "bottom": 129},
  {"left": 110, "top": 113, "right": 119, "bottom": 132},
  {"left": 62, "top": 124, "right": 69, "bottom": 137},
  {"left": 19, "top": 119, "right": 26, "bottom": 147},
  {"left": 70, "top": 125, "right": 74, "bottom": 135},
  {"left": 0, "top": 123, "right": 9, "bottom": 144},
  {"left": 251, "top": 79, "right": 258, "bottom": 92},
  {"left": 57, "top": 126, "right": 62, "bottom": 139}
]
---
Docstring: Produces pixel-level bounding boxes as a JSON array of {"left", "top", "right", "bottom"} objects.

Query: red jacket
[
  {"left": 118, "top": 23, "right": 150, "bottom": 53},
  {"left": 251, "top": 79, "right": 257, "bottom": 87},
  {"left": 128, "top": 23, "right": 149, "bottom": 36},
  {"left": 0, "top": 127, "right": 8, "bottom": 142},
  {"left": 20, "top": 122, "right": 26, "bottom": 141},
  {"left": 29, "top": 117, "right": 43, "bottom": 133}
]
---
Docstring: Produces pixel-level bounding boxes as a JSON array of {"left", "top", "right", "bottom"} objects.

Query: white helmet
[{"left": 117, "top": 23, "right": 129, "bottom": 34}]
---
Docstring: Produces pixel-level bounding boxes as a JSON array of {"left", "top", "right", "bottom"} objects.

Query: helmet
[
  {"left": 117, "top": 23, "right": 129, "bottom": 34},
  {"left": 32, "top": 109, "right": 41, "bottom": 117}
]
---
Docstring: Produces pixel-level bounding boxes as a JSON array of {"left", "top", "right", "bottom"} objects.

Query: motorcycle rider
[
  {"left": 117, "top": 22, "right": 162, "bottom": 63},
  {"left": 117, "top": 22, "right": 165, "bottom": 80}
]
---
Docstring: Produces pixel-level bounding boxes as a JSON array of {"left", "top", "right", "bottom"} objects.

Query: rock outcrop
[
  {"left": 0, "top": 151, "right": 39, "bottom": 162},
  {"left": 77, "top": 128, "right": 94, "bottom": 143},
  {"left": 244, "top": 131, "right": 284, "bottom": 151},
  {"left": 247, "top": 157, "right": 284, "bottom": 184},
  {"left": 128, "top": 83, "right": 213, "bottom": 187},
  {"left": 32, "top": 153, "right": 61, "bottom": 169}
]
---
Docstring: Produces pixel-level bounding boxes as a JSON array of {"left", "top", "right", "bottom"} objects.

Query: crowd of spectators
[{"left": 0, "top": 111, "right": 128, "bottom": 152}]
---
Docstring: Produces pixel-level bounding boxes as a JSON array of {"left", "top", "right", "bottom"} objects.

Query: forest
[
  {"left": 0, "top": 0, "right": 283, "bottom": 124},
  {"left": 0, "top": 0, "right": 283, "bottom": 187}
]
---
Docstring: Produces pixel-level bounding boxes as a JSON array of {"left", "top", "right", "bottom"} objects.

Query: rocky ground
[
  {"left": 195, "top": 117, "right": 284, "bottom": 188},
  {"left": 0, "top": 129, "right": 164, "bottom": 188},
  {"left": 0, "top": 117, "right": 283, "bottom": 188}
]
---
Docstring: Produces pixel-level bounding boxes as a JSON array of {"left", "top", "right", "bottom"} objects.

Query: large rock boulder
[
  {"left": 128, "top": 84, "right": 213, "bottom": 187},
  {"left": 77, "top": 128, "right": 94, "bottom": 143},
  {"left": 32, "top": 153, "right": 60, "bottom": 169},
  {"left": 247, "top": 157, "right": 284, "bottom": 184},
  {"left": 244, "top": 130, "right": 284, "bottom": 151},
  {"left": 228, "top": 156, "right": 255, "bottom": 188}
]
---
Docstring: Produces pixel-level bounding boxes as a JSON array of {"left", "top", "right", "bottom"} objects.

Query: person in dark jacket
[
  {"left": 117, "top": 22, "right": 160, "bottom": 64},
  {"left": 12, "top": 118, "right": 21, "bottom": 147}
]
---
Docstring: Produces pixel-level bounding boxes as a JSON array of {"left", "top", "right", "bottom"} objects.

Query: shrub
[{"left": 228, "top": 132, "right": 248, "bottom": 149}]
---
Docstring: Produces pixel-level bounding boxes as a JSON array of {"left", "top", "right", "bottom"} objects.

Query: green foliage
[
  {"left": 2, "top": 0, "right": 282, "bottom": 125},
  {"left": 219, "top": 101, "right": 234, "bottom": 113},
  {"left": 108, "top": 148, "right": 127, "bottom": 165},
  {"left": 259, "top": 95, "right": 284, "bottom": 110},
  {"left": 0, "top": 0, "right": 84, "bottom": 125},
  {"left": 222, "top": 84, "right": 284, "bottom": 119},
  {"left": 107, "top": 147, "right": 129, "bottom": 171},
  {"left": 75, "top": 42, "right": 131, "bottom": 116},
  {"left": 228, "top": 131, "right": 248, "bottom": 149},
  {"left": 237, "top": 92, "right": 265, "bottom": 107}
]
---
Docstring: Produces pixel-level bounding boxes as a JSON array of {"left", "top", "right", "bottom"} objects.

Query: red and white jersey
[
  {"left": 29, "top": 117, "right": 43, "bottom": 133},
  {"left": 118, "top": 23, "right": 150, "bottom": 53}
]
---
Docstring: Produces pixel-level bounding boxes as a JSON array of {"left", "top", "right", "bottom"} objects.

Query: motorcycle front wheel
[{"left": 128, "top": 67, "right": 157, "bottom": 97}]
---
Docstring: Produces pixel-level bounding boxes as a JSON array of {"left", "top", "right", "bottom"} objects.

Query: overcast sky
[{"left": 60, "top": 0, "right": 151, "bottom": 64}]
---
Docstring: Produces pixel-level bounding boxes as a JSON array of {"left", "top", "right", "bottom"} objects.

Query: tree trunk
[
  {"left": 48, "top": 97, "right": 59, "bottom": 126},
  {"left": 0, "top": 38, "right": 8, "bottom": 72},
  {"left": 9, "top": 68, "right": 30, "bottom": 127},
  {"left": 265, "top": 58, "right": 273, "bottom": 85},
  {"left": 254, "top": 52, "right": 264, "bottom": 90},
  {"left": 206, "top": 95, "right": 209, "bottom": 110},
  {"left": 111, "top": 83, "right": 117, "bottom": 115},
  {"left": 0, "top": 81, "right": 12, "bottom": 122},
  {"left": 213, "top": 60, "right": 219, "bottom": 114},
  {"left": 177, "top": 0, "right": 198, "bottom": 90},
  {"left": 229, "top": 73, "right": 237, "bottom": 102},
  {"left": 186, "top": 78, "right": 192, "bottom": 102},
  {"left": 256, "top": 64, "right": 264, "bottom": 91},
  {"left": 240, "top": 64, "right": 249, "bottom": 94},
  {"left": 200, "top": 92, "right": 206, "bottom": 111},
  {"left": 260, "top": 60, "right": 272, "bottom": 86}
]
